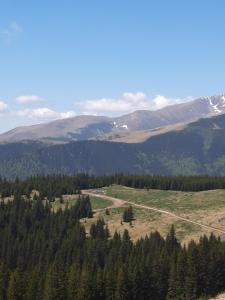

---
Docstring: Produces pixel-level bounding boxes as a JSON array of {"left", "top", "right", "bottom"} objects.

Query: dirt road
[
  {"left": 82, "top": 190, "right": 225, "bottom": 235},
  {"left": 82, "top": 190, "right": 125, "bottom": 209}
]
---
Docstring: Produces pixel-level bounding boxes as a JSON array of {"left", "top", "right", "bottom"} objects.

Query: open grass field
[
  {"left": 82, "top": 185, "right": 225, "bottom": 244},
  {"left": 102, "top": 185, "right": 225, "bottom": 213},
  {"left": 4, "top": 185, "right": 225, "bottom": 244},
  {"left": 50, "top": 194, "right": 111, "bottom": 211}
]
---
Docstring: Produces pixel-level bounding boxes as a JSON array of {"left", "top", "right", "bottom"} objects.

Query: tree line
[{"left": 1, "top": 174, "right": 225, "bottom": 200}]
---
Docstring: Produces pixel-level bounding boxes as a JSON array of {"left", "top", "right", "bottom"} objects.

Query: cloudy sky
[{"left": 0, "top": 0, "right": 225, "bottom": 132}]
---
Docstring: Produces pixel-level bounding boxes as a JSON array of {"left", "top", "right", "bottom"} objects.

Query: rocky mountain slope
[{"left": 1, "top": 94, "right": 225, "bottom": 143}]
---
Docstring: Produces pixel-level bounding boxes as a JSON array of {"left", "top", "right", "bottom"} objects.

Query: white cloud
[
  {"left": 16, "top": 95, "right": 44, "bottom": 105},
  {"left": 0, "top": 92, "right": 193, "bottom": 132},
  {"left": 152, "top": 95, "right": 194, "bottom": 109},
  {"left": 0, "top": 101, "right": 8, "bottom": 113},
  {"left": 15, "top": 107, "right": 76, "bottom": 121},
  {"left": 76, "top": 92, "right": 191, "bottom": 116},
  {"left": 60, "top": 110, "right": 77, "bottom": 118},
  {"left": 0, "top": 21, "right": 23, "bottom": 46}
]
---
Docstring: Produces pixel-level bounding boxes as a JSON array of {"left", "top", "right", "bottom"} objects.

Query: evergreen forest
[{"left": 0, "top": 175, "right": 225, "bottom": 299}]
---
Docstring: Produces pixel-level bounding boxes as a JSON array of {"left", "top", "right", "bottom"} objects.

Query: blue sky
[{"left": 0, "top": 0, "right": 225, "bottom": 132}]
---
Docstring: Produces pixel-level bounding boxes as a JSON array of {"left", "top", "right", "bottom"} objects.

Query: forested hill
[
  {"left": 2, "top": 113, "right": 225, "bottom": 179},
  {"left": 0, "top": 175, "right": 225, "bottom": 299},
  {"left": 1, "top": 194, "right": 225, "bottom": 299}
]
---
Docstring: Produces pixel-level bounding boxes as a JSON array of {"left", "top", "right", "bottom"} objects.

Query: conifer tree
[
  {"left": 122, "top": 205, "right": 134, "bottom": 222},
  {"left": 67, "top": 265, "right": 79, "bottom": 300},
  {"left": 44, "top": 264, "right": 67, "bottom": 300},
  {"left": 115, "top": 266, "right": 131, "bottom": 300},
  {"left": 7, "top": 272, "right": 17, "bottom": 300},
  {"left": 185, "top": 242, "right": 198, "bottom": 300},
  {"left": 0, "top": 261, "right": 9, "bottom": 300}
]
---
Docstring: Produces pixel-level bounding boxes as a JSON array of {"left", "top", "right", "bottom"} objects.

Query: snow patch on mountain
[
  {"left": 221, "top": 95, "right": 225, "bottom": 107},
  {"left": 207, "top": 97, "right": 222, "bottom": 113},
  {"left": 212, "top": 123, "right": 221, "bottom": 130}
]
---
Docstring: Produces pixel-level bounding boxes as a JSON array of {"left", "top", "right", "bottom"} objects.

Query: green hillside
[{"left": 1, "top": 113, "right": 225, "bottom": 178}]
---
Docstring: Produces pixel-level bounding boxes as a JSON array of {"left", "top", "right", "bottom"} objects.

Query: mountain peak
[{"left": 1, "top": 93, "right": 225, "bottom": 144}]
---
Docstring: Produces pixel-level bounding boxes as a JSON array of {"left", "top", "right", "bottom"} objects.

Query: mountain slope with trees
[
  {"left": 1, "top": 113, "right": 225, "bottom": 178},
  {"left": 0, "top": 192, "right": 225, "bottom": 299}
]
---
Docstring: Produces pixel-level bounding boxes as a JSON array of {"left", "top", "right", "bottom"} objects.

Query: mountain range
[
  {"left": 1, "top": 94, "right": 225, "bottom": 144},
  {"left": 1, "top": 94, "right": 225, "bottom": 179}
]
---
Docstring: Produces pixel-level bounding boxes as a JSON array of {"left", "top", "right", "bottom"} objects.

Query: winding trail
[{"left": 82, "top": 190, "right": 225, "bottom": 235}]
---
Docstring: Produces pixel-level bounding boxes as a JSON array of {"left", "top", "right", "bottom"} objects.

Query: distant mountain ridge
[
  {"left": 2, "top": 112, "right": 225, "bottom": 179},
  {"left": 1, "top": 94, "right": 225, "bottom": 143}
]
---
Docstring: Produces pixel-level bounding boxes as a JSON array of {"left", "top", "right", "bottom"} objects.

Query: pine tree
[
  {"left": 44, "top": 264, "right": 67, "bottom": 300},
  {"left": 122, "top": 206, "right": 134, "bottom": 222},
  {"left": 165, "top": 225, "right": 179, "bottom": 255},
  {"left": 67, "top": 265, "right": 79, "bottom": 300},
  {"left": 7, "top": 272, "right": 17, "bottom": 300},
  {"left": 76, "top": 267, "right": 93, "bottom": 300},
  {"left": 175, "top": 250, "right": 187, "bottom": 300},
  {"left": 25, "top": 270, "right": 40, "bottom": 300},
  {"left": 115, "top": 266, "right": 131, "bottom": 300},
  {"left": 185, "top": 242, "right": 199, "bottom": 300},
  {"left": 167, "top": 260, "right": 177, "bottom": 300},
  {"left": 0, "top": 261, "right": 9, "bottom": 300}
]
